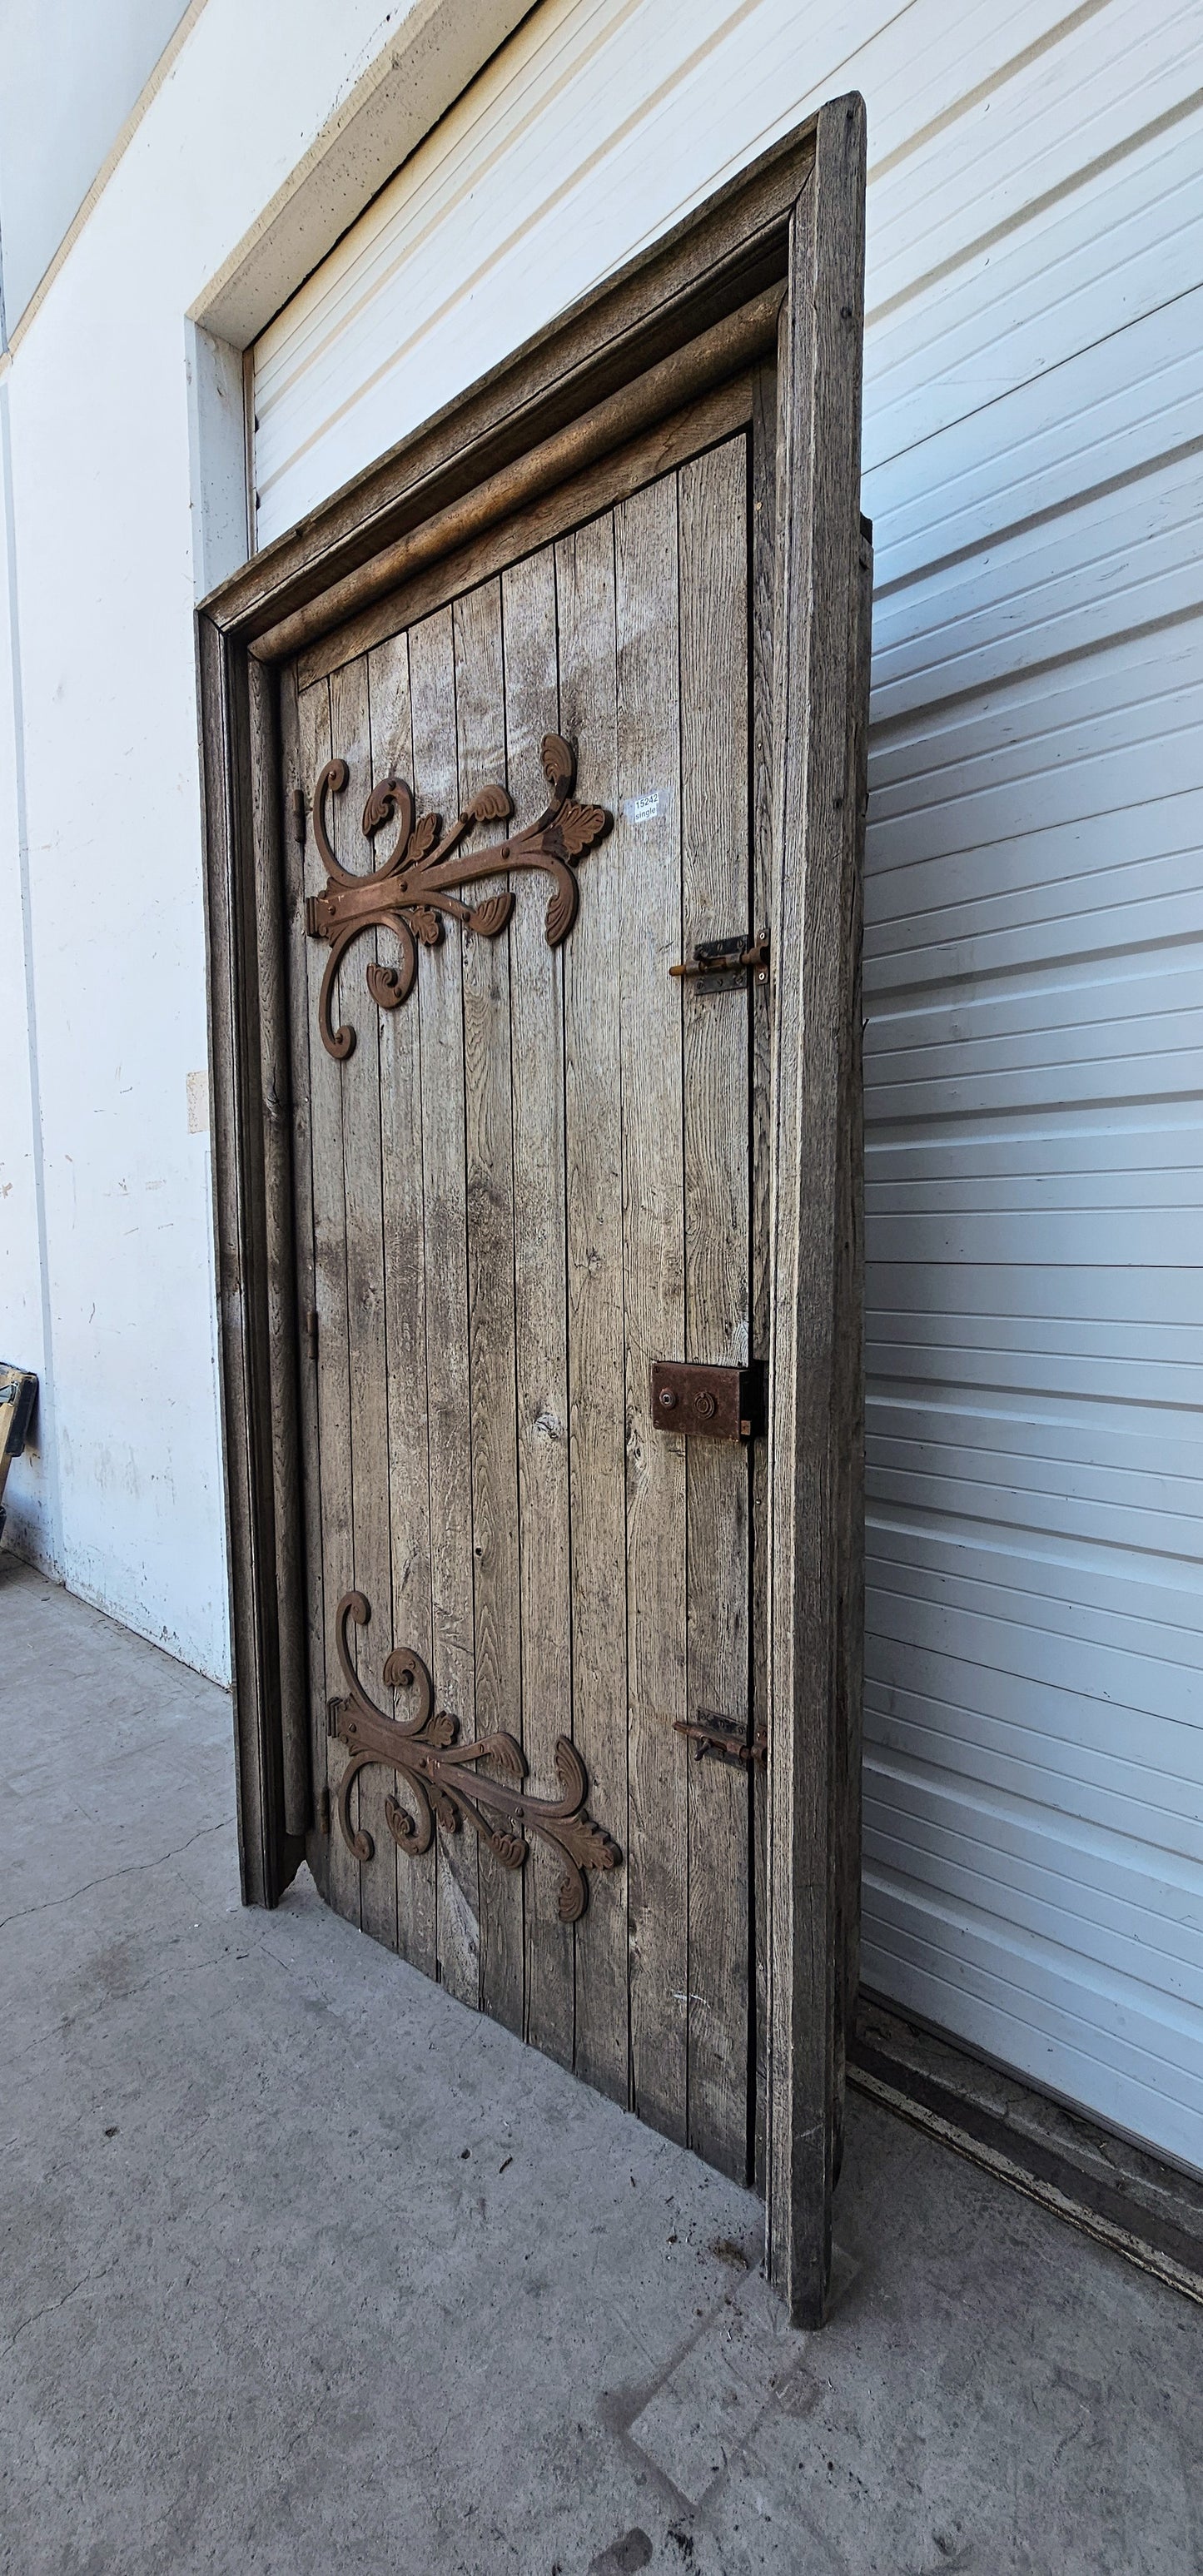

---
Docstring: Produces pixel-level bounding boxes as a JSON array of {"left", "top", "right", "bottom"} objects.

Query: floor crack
[
  {"left": 4, "top": 2259, "right": 117, "bottom": 2353},
  {"left": 0, "top": 1819, "right": 234, "bottom": 1934}
]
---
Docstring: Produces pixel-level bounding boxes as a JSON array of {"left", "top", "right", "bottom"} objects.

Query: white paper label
[
  {"left": 621, "top": 788, "right": 669, "bottom": 826},
  {"left": 186, "top": 1069, "right": 210, "bottom": 1136}
]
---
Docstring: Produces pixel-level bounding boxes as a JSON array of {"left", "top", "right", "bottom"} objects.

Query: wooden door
[
  {"left": 202, "top": 97, "right": 867, "bottom": 2322},
  {"left": 286, "top": 428, "right": 765, "bottom": 2181}
]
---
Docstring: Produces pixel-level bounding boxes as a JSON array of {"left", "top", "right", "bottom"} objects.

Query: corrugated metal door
[
  {"left": 250, "top": 0, "right": 1203, "bottom": 2172},
  {"left": 859, "top": 2, "right": 1203, "bottom": 2172}
]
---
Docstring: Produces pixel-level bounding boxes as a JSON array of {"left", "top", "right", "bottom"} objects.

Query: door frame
[{"left": 197, "top": 95, "right": 868, "bottom": 2327}]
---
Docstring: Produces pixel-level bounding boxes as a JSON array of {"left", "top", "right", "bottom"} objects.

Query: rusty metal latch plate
[{"left": 650, "top": 1360, "right": 762, "bottom": 1440}]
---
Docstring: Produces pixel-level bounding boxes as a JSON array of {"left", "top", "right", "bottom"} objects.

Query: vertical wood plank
[
  {"left": 410, "top": 607, "right": 480, "bottom": 2007},
  {"left": 558, "top": 515, "right": 629, "bottom": 2109},
  {"left": 679, "top": 435, "right": 753, "bottom": 2181},
  {"left": 249, "top": 658, "right": 311, "bottom": 1845},
  {"left": 329, "top": 656, "right": 396, "bottom": 1952},
  {"left": 297, "top": 676, "right": 359, "bottom": 1930},
  {"left": 368, "top": 629, "right": 437, "bottom": 1977},
  {"left": 455, "top": 579, "right": 524, "bottom": 2038},
  {"left": 765, "top": 94, "right": 867, "bottom": 2329},
  {"left": 832, "top": 521, "right": 871, "bottom": 2171},
  {"left": 502, "top": 545, "right": 575, "bottom": 2071},
  {"left": 615, "top": 475, "right": 688, "bottom": 2146},
  {"left": 749, "top": 358, "right": 778, "bottom": 2187},
  {"left": 279, "top": 665, "right": 329, "bottom": 1897}
]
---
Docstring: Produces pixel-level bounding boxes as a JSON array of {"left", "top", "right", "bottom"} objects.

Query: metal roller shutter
[{"left": 251, "top": 0, "right": 1203, "bottom": 2171}]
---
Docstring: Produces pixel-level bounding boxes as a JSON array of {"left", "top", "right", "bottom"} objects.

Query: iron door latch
[
  {"left": 650, "top": 1360, "right": 763, "bottom": 1440},
  {"left": 674, "top": 1712, "right": 768, "bottom": 1768},
  {"left": 670, "top": 933, "right": 769, "bottom": 992}
]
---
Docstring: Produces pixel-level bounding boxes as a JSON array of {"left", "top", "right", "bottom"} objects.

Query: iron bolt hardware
[
  {"left": 674, "top": 1713, "right": 768, "bottom": 1768},
  {"left": 650, "top": 1360, "right": 763, "bottom": 1441},
  {"left": 670, "top": 933, "right": 769, "bottom": 992}
]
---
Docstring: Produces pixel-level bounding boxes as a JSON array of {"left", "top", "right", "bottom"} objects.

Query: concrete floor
[{"left": 2, "top": 1557, "right": 1201, "bottom": 2576}]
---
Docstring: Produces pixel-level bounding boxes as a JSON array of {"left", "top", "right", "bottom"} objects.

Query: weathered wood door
[
  {"left": 202, "top": 97, "right": 867, "bottom": 2322},
  {"left": 286, "top": 427, "right": 767, "bottom": 2181}
]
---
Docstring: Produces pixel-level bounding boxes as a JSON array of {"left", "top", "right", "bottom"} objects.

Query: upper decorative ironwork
[
  {"left": 326, "top": 1589, "right": 622, "bottom": 1924},
  {"left": 304, "top": 733, "right": 610, "bottom": 1058}
]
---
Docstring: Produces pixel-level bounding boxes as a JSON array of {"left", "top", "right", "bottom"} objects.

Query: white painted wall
[
  {"left": 0, "top": 0, "right": 519, "bottom": 1673},
  {"left": 0, "top": 0, "right": 192, "bottom": 328},
  {"left": 0, "top": 378, "right": 51, "bottom": 1555}
]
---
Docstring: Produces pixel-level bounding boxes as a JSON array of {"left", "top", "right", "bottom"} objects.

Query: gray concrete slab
[{"left": 2, "top": 1554, "right": 1200, "bottom": 2576}]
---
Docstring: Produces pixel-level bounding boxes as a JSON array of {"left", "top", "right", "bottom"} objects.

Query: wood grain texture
[
  {"left": 279, "top": 665, "right": 331, "bottom": 1899},
  {"left": 748, "top": 358, "right": 778, "bottom": 2189},
  {"left": 764, "top": 94, "right": 867, "bottom": 2330},
  {"left": 558, "top": 513, "right": 629, "bottom": 2111},
  {"left": 410, "top": 607, "right": 480, "bottom": 2007},
  {"left": 455, "top": 580, "right": 524, "bottom": 2036},
  {"left": 369, "top": 626, "right": 438, "bottom": 1975},
  {"left": 297, "top": 675, "right": 359, "bottom": 1930},
  {"left": 264, "top": 316, "right": 778, "bottom": 666},
  {"left": 678, "top": 435, "right": 753, "bottom": 2181},
  {"left": 833, "top": 523, "right": 871, "bottom": 2160},
  {"left": 249, "top": 654, "right": 310, "bottom": 1844},
  {"left": 294, "top": 373, "right": 758, "bottom": 689},
  {"left": 197, "top": 614, "right": 273, "bottom": 1907},
  {"left": 331, "top": 655, "right": 397, "bottom": 1949},
  {"left": 502, "top": 545, "right": 574, "bottom": 2071},
  {"left": 616, "top": 472, "right": 688, "bottom": 2146}
]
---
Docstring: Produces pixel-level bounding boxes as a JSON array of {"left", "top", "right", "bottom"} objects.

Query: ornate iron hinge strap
[
  {"left": 326, "top": 1590, "right": 622, "bottom": 1922},
  {"left": 304, "top": 733, "right": 610, "bottom": 1059}
]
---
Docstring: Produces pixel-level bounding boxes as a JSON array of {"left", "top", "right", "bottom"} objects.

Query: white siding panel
[
  {"left": 251, "top": 0, "right": 1101, "bottom": 544},
  {"left": 252, "top": 0, "right": 1203, "bottom": 2171}
]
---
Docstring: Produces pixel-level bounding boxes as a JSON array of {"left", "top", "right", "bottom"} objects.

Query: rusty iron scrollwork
[
  {"left": 304, "top": 733, "right": 610, "bottom": 1059},
  {"left": 326, "top": 1590, "right": 622, "bottom": 1923}
]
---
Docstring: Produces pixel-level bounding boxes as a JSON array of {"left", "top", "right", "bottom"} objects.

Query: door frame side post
[
  {"left": 197, "top": 612, "right": 305, "bottom": 1904},
  {"left": 764, "top": 92, "right": 867, "bottom": 2328},
  {"left": 247, "top": 649, "right": 312, "bottom": 1845}
]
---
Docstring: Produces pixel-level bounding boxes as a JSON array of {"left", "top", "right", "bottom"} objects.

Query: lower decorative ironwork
[{"left": 326, "top": 1590, "right": 621, "bottom": 1923}]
